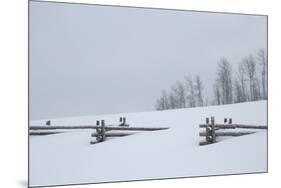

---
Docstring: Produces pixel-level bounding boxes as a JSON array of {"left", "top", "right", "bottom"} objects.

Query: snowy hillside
[{"left": 29, "top": 101, "right": 267, "bottom": 187}]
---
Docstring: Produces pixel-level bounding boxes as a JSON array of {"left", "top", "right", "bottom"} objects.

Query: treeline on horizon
[{"left": 155, "top": 48, "right": 267, "bottom": 110}]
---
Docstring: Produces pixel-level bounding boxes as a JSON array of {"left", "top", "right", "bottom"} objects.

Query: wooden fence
[
  {"left": 29, "top": 117, "right": 169, "bottom": 144},
  {"left": 199, "top": 117, "right": 267, "bottom": 146}
]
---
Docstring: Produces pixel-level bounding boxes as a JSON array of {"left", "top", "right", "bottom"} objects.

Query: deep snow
[{"left": 29, "top": 101, "right": 267, "bottom": 187}]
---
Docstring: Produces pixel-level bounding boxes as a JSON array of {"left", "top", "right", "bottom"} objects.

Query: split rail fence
[
  {"left": 29, "top": 117, "right": 169, "bottom": 144},
  {"left": 199, "top": 116, "right": 267, "bottom": 146}
]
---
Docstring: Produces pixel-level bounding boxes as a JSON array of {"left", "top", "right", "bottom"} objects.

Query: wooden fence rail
[
  {"left": 199, "top": 131, "right": 256, "bottom": 137},
  {"left": 29, "top": 131, "right": 65, "bottom": 136},
  {"left": 29, "top": 126, "right": 96, "bottom": 130},
  {"left": 91, "top": 132, "right": 134, "bottom": 137},
  {"left": 199, "top": 124, "right": 267, "bottom": 129},
  {"left": 29, "top": 126, "right": 169, "bottom": 131}
]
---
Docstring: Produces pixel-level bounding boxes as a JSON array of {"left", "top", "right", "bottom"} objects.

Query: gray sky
[{"left": 29, "top": 1, "right": 267, "bottom": 120}]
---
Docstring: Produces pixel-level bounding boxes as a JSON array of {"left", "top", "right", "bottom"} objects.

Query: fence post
[
  {"left": 224, "top": 118, "right": 227, "bottom": 123},
  {"left": 96, "top": 120, "right": 106, "bottom": 142},
  {"left": 46, "top": 120, "right": 51, "bottom": 126},
  {"left": 123, "top": 117, "right": 126, "bottom": 125},
  {"left": 211, "top": 116, "right": 216, "bottom": 143},
  {"left": 205, "top": 117, "right": 211, "bottom": 143},
  {"left": 96, "top": 121, "right": 101, "bottom": 142},
  {"left": 96, "top": 121, "right": 101, "bottom": 133},
  {"left": 101, "top": 120, "right": 105, "bottom": 141}
]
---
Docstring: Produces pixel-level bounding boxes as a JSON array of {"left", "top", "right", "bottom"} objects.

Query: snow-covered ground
[{"left": 29, "top": 101, "right": 267, "bottom": 187}]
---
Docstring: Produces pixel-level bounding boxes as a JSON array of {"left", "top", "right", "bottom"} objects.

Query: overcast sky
[{"left": 29, "top": 1, "right": 267, "bottom": 120}]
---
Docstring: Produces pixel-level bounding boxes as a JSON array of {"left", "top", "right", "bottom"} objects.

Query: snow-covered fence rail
[
  {"left": 199, "top": 117, "right": 267, "bottom": 146},
  {"left": 199, "top": 124, "right": 267, "bottom": 129},
  {"left": 29, "top": 126, "right": 96, "bottom": 130},
  {"left": 29, "top": 131, "right": 66, "bottom": 136},
  {"left": 199, "top": 131, "right": 256, "bottom": 137},
  {"left": 91, "top": 132, "right": 134, "bottom": 137},
  {"left": 29, "top": 126, "right": 168, "bottom": 131}
]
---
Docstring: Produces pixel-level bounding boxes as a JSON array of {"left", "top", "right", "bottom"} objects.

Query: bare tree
[
  {"left": 238, "top": 63, "right": 248, "bottom": 101},
  {"left": 253, "top": 77, "right": 262, "bottom": 100},
  {"left": 213, "top": 83, "right": 221, "bottom": 105},
  {"left": 241, "top": 55, "right": 260, "bottom": 101},
  {"left": 155, "top": 90, "right": 169, "bottom": 110},
  {"left": 234, "top": 80, "right": 244, "bottom": 103},
  {"left": 174, "top": 81, "right": 187, "bottom": 108},
  {"left": 195, "top": 75, "right": 204, "bottom": 106},
  {"left": 167, "top": 81, "right": 189, "bottom": 109},
  {"left": 204, "top": 97, "right": 209, "bottom": 106},
  {"left": 161, "top": 90, "right": 170, "bottom": 109},
  {"left": 155, "top": 98, "right": 165, "bottom": 110},
  {"left": 257, "top": 49, "right": 268, "bottom": 99},
  {"left": 163, "top": 90, "right": 170, "bottom": 109},
  {"left": 234, "top": 63, "right": 248, "bottom": 103},
  {"left": 185, "top": 76, "right": 196, "bottom": 107},
  {"left": 216, "top": 57, "right": 233, "bottom": 104},
  {"left": 171, "top": 84, "right": 180, "bottom": 108},
  {"left": 168, "top": 93, "right": 177, "bottom": 109}
]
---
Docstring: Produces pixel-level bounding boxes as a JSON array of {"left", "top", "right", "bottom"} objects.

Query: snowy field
[{"left": 29, "top": 101, "right": 267, "bottom": 187}]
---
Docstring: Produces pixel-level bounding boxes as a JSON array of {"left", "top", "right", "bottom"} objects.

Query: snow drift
[{"left": 29, "top": 101, "right": 267, "bottom": 187}]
